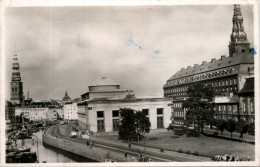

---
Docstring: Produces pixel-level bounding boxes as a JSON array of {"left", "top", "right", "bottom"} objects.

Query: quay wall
[{"left": 42, "top": 134, "right": 128, "bottom": 162}]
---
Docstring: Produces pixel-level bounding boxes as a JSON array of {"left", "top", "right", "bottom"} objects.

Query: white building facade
[
  {"left": 63, "top": 102, "right": 78, "bottom": 120},
  {"left": 78, "top": 77, "right": 172, "bottom": 132}
]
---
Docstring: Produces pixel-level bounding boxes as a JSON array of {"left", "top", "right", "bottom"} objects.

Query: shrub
[
  {"left": 185, "top": 150, "right": 190, "bottom": 154},
  {"left": 178, "top": 149, "right": 183, "bottom": 153},
  {"left": 193, "top": 151, "right": 199, "bottom": 156},
  {"left": 148, "top": 137, "right": 157, "bottom": 140}
]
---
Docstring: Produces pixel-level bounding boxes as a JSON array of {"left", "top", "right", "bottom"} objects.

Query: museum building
[
  {"left": 163, "top": 4, "right": 255, "bottom": 125},
  {"left": 78, "top": 77, "right": 172, "bottom": 132}
]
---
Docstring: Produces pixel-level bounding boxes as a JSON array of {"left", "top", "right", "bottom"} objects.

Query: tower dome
[
  {"left": 89, "top": 77, "right": 119, "bottom": 87},
  {"left": 89, "top": 77, "right": 120, "bottom": 92}
]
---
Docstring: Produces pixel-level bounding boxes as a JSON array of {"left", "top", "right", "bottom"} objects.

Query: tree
[
  {"left": 216, "top": 119, "right": 227, "bottom": 138},
  {"left": 226, "top": 119, "right": 237, "bottom": 139},
  {"left": 118, "top": 108, "right": 137, "bottom": 141},
  {"left": 118, "top": 108, "right": 151, "bottom": 142},
  {"left": 248, "top": 122, "right": 255, "bottom": 136},
  {"left": 134, "top": 111, "right": 151, "bottom": 142},
  {"left": 183, "top": 83, "right": 215, "bottom": 134},
  {"left": 236, "top": 119, "right": 248, "bottom": 140}
]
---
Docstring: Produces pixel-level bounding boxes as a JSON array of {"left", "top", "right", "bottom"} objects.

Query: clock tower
[
  {"left": 229, "top": 4, "right": 250, "bottom": 57},
  {"left": 10, "top": 54, "right": 24, "bottom": 105}
]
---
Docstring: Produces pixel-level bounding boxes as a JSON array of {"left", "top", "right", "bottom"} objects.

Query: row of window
[
  {"left": 164, "top": 78, "right": 237, "bottom": 94},
  {"left": 11, "top": 88, "right": 18, "bottom": 93},
  {"left": 174, "top": 121, "right": 184, "bottom": 125},
  {"left": 96, "top": 108, "right": 164, "bottom": 118},
  {"left": 242, "top": 100, "right": 255, "bottom": 113},
  {"left": 216, "top": 105, "right": 238, "bottom": 112},
  {"left": 166, "top": 68, "right": 237, "bottom": 87},
  {"left": 174, "top": 111, "right": 184, "bottom": 118}
]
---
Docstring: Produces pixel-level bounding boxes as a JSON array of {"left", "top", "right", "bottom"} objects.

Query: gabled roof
[
  {"left": 239, "top": 77, "right": 254, "bottom": 94},
  {"left": 167, "top": 52, "right": 254, "bottom": 81}
]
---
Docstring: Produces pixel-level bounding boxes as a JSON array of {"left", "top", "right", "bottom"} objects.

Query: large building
[
  {"left": 78, "top": 77, "right": 172, "bottom": 132},
  {"left": 63, "top": 102, "right": 78, "bottom": 120},
  {"left": 15, "top": 101, "right": 62, "bottom": 121},
  {"left": 163, "top": 4, "right": 254, "bottom": 125},
  {"left": 10, "top": 54, "right": 24, "bottom": 105}
]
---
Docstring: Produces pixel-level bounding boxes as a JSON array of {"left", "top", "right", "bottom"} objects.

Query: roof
[
  {"left": 214, "top": 96, "right": 239, "bottom": 104},
  {"left": 77, "top": 97, "right": 172, "bottom": 106},
  {"left": 62, "top": 91, "right": 72, "bottom": 102},
  {"left": 239, "top": 77, "right": 254, "bottom": 94},
  {"left": 30, "top": 102, "right": 47, "bottom": 108},
  {"left": 167, "top": 52, "right": 254, "bottom": 81},
  {"left": 5, "top": 101, "right": 14, "bottom": 107},
  {"left": 89, "top": 77, "right": 119, "bottom": 87}
]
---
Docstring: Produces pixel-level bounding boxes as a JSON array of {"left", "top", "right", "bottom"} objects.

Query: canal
[{"left": 16, "top": 130, "right": 96, "bottom": 163}]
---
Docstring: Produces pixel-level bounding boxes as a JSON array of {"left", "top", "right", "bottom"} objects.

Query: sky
[{"left": 5, "top": 5, "right": 254, "bottom": 101}]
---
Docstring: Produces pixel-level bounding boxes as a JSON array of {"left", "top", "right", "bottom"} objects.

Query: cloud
[{"left": 5, "top": 5, "right": 254, "bottom": 100}]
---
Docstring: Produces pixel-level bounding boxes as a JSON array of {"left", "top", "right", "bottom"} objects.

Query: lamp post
[{"left": 31, "top": 135, "right": 39, "bottom": 162}]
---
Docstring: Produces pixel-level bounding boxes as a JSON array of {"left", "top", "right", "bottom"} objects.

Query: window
[
  {"left": 226, "top": 80, "right": 229, "bottom": 86},
  {"left": 219, "top": 82, "right": 221, "bottom": 86},
  {"left": 234, "top": 79, "right": 237, "bottom": 85},
  {"left": 142, "top": 109, "right": 149, "bottom": 116},
  {"left": 243, "top": 102, "right": 246, "bottom": 113},
  {"left": 250, "top": 100, "right": 254, "bottom": 113},
  {"left": 230, "top": 80, "right": 233, "bottom": 85},
  {"left": 157, "top": 108, "right": 163, "bottom": 115},
  {"left": 97, "top": 111, "right": 104, "bottom": 118},
  {"left": 222, "top": 81, "right": 225, "bottom": 86},
  {"left": 112, "top": 110, "right": 119, "bottom": 117}
]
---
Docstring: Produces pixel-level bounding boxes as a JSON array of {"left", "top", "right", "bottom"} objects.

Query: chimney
[
  {"left": 211, "top": 58, "right": 216, "bottom": 63},
  {"left": 221, "top": 55, "right": 226, "bottom": 60},
  {"left": 202, "top": 61, "right": 207, "bottom": 65},
  {"left": 194, "top": 64, "right": 199, "bottom": 67},
  {"left": 181, "top": 68, "right": 185, "bottom": 71},
  {"left": 187, "top": 66, "right": 191, "bottom": 69}
]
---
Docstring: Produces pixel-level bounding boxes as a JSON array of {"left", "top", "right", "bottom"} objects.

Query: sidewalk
[
  {"left": 203, "top": 128, "right": 255, "bottom": 143},
  {"left": 93, "top": 135, "right": 212, "bottom": 162},
  {"left": 56, "top": 125, "right": 212, "bottom": 162}
]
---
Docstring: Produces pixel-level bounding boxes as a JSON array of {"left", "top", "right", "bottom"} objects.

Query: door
[
  {"left": 113, "top": 119, "right": 119, "bottom": 131},
  {"left": 157, "top": 116, "right": 164, "bottom": 128},
  {"left": 97, "top": 120, "right": 105, "bottom": 132}
]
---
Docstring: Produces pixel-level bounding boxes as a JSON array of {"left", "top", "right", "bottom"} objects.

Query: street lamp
[{"left": 31, "top": 135, "right": 39, "bottom": 162}]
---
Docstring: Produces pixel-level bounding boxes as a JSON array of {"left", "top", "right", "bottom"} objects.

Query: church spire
[
  {"left": 229, "top": 4, "right": 250, "bottom": 57},
  {"left": 11, "top": 54, "right": 22, "bottom": 82},
  {"left": 10, "top": 53, "right": 24, "bottom": 105}
]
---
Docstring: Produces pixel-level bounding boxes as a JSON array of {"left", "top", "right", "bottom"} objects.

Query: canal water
[{"left": 16, "top": 130, "right": 96, "bottom": 163}]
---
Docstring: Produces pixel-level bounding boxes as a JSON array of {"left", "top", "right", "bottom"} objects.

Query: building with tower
[
  {"left": 163, "top": 4, "right": 254, "bottom": 126},
  {"left": 10, "top": 54, "right": 24, "bottom": 105}
]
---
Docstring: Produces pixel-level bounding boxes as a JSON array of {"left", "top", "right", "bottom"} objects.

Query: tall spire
[
  {"left": 229, "top": 4, "right": 250, "bottom": 57},
  {"left": 11, "top": 54, "right": 22, "bottom": 82},
  {"left": 10, "top": 53, "right": 24, "bottom": 105}
]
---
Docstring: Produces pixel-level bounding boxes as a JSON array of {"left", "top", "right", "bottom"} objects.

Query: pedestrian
[
  {"left": 105, "top": 151, "right": 110, "bottom": 159},
  {"left": 124, "top": 152, "right": 127, "bottom": 158}
]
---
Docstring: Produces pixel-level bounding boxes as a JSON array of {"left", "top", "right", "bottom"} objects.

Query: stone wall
[{"left": 42, "top": 134, "right": 128, "bottom": 162}]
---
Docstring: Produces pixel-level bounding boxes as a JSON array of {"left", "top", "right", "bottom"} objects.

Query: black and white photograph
[{"left": 1, "top": 0, "right": 259, "bottom": 166}]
